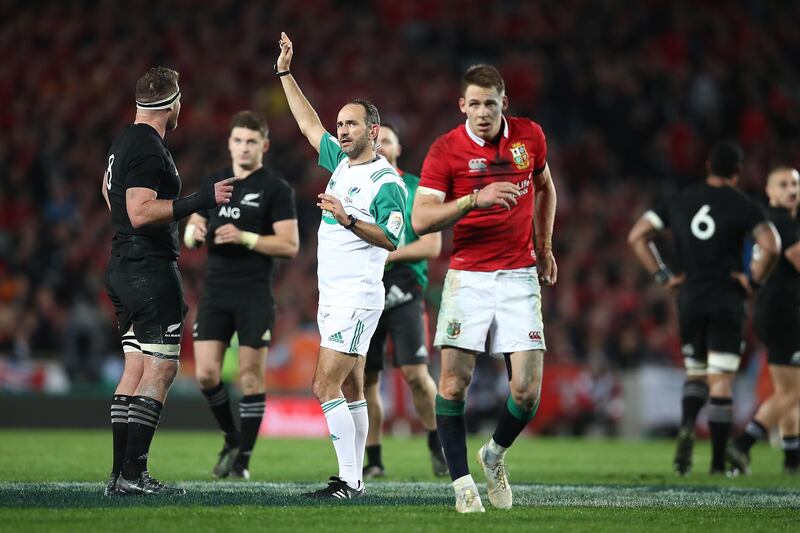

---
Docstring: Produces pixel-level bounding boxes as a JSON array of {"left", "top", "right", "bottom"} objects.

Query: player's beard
[
  {"left": 166, "top": 108, "right": 179, "bottom": 131},
  {"left": 342, "top": 130, "right": 370, "bottom": 159}
]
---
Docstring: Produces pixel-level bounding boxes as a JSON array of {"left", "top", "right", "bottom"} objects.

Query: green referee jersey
[{"left": 384, "top": 170, "right": 428, "bottom": 291}]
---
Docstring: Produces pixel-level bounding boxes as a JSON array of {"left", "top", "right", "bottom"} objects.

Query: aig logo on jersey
[
  {"left": 509, "top": 142, "right": 530, "bottom": 170},
  {"left": 219, "top": 206, "right": 240, "bottom": 219},
  {"left": 240, "top": 190, "right": 263, "bottom": 208}
]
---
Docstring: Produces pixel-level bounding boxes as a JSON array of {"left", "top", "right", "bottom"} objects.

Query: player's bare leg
[
  {"left": 196, "top": 340, "right": 240, "bottom": 478},
  {"left": 230, "top": 345, "right": 268, "bottom": 480},
  {"left": 400, "top": 363, "right": 447, "bottom": 476},
  {"left": 363, "top": 370, "right": 385, "bottom": 477},
  {"left": 477, "top": 349, "right": 543, "bottom": 510},
  {"left": 436, "top": 347, "right": 483, "bottom": 513},
  {"left": 733, "top": 365, "right": 800, "bottom": 473}
]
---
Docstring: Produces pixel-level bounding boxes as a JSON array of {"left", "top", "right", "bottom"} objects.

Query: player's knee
[
  {"left": 156, "top": 362, "right": 179, "bottom": 389},
  {"left": 311, "top": 378, "right": 336, "bottom": 402},
  {"left": 195, "top": 367, "right": 221, "bottom": 390},
  {"left": 510, "top": 386, "right": 539, "bottom": 412},
  {"left": 439, "top": 374, "right": 470, "bottom": 400}
]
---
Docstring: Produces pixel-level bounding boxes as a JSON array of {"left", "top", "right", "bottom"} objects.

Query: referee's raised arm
[{"left": 275, "top": 32, "right": 326, "bottom": 153}]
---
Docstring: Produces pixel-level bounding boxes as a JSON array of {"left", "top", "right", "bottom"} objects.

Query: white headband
[{"left": 136, "top": 88, "right": 181, "bottom": 110}]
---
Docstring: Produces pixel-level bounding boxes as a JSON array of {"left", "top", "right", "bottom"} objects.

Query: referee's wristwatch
[{"left": 343, "top": 214, "right": 358, "bottom": 230}]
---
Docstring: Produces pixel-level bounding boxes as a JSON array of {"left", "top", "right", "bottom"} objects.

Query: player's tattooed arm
[{"left": 276, "top": 32, "right": 326, "bottom": 154}]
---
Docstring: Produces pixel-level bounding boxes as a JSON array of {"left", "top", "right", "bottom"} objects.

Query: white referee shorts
[
  {"left": 318, "top": 305, "right": 382, "bottom": 356},
  {"left": 434, "top": 267, "right": 546, "bottom": 354}
]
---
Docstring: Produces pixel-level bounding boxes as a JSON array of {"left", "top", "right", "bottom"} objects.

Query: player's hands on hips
[
  {"left": 214, "top": 177, "right": 238, "bottom": 205},
  {"left": 317, "top": 193, "right": 348, "bottom": 225},
  {"left": 666, "top": 273, "right": 685, "bottom": 293},
  {"left": 213, "top": 223, "right": 243, "bottom": 245},
  {"left": 192, "top": 220, "right": 208, "bottom": 245},
  {"left": 277, "top": 32, "right": 293, "bottom": 72},
  {"left": 536, "top": 248, "right": 558, "bottom": 286},
  {"left": 475, "top": 182, "right": 520, "bottom": 210},
  {"left": 730, "top": 271, "right": 754, "bottom": 297}
]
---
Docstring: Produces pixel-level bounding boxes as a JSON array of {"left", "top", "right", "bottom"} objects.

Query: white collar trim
[{"left": 465, "top": 116, "right": 509, "bottom": 147}]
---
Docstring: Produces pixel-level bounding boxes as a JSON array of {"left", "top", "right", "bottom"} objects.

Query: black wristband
[
  {"left": 747, "top": 274, "right": 761, "bottom": 290},
  {"left": 173, "top": 183, "right": 216, "bottom": 220},
  {"left": 273, "top": 63, "right": 290, "bottom": 77},
  {"left": 343, "top": 214, "right": 357, "bottom": 230}
]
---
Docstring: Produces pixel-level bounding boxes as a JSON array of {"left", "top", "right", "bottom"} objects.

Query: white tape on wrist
[
  {"left": 183, "top": 223, "right": 198, "bottom": 248},
  {"left": 240, "top": 231, "right": 259, "bottom": 250}
]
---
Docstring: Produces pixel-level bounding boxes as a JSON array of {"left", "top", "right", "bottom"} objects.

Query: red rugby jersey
[{"left": 419, "top": 116, "right": 547, "bottom": 272}]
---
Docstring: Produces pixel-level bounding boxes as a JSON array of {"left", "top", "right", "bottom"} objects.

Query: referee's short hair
[
  {"left": 230, "top": 111, "right": 268, "bottom": 138},
  {"left": 135, "top": 67, "right": 179, "bottom": 104},
  {"left": 708, "top": 141, "right": 744, "bottom": 179},
  {"left": 349, "top": 98, "right": 380, "bottom": 129}
]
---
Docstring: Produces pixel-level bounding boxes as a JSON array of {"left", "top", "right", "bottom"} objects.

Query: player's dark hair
[
  {"left": 380, "top": 121, "right": 400, "bottom": 141},
  {"left": 230, "top": 110, "right": 269, "bottom": 138},
  {"left": 708, "top": 141, "right": 744, "bottom": 179},
  {"left": 135, "top": 67, "right": 179, "bottom": 103},
  {"left": 349, "top": 98, "right": 380, "bottom": 128},
  {"left": 461, "top": 64, "right": 505, "bottom": 95}
]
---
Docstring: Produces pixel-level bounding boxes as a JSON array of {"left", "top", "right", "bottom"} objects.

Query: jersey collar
[{"left": 465, "top": 116, "right": 509, "bottom": 147}]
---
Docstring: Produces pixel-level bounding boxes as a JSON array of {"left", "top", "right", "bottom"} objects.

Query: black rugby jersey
[
  {"left": 756, "top": 207, "right": 800, "bottom": 304},
  {"left": 105, "top": 123, "right": 181, "bottom": 260},
  {"left": 197, "top": 166, "right": 296, "bottom": 289},
  {"left": 652, "top": 182, "right": 767, "bottom": 312}
]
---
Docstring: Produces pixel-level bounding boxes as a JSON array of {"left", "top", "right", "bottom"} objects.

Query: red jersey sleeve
[
  {"left": 419, "top": 136, "right": 453, "bottom": 196},
  {"left": 531, "top": 121, "right": 547, "bottom": 175}
]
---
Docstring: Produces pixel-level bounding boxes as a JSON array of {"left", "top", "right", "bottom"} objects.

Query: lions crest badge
[
  {"left": 446, "top": 320, "right": 461, "bottom": 339},
  {"left": 509, "top": 142, "right": 530, "bottom": 170}
]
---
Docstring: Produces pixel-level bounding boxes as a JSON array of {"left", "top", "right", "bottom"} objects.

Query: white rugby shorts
[
  {"left": 318, "top": 305, "right": 382, "bottom": 356},
  {"left": 434, "top": 267, "right": 546, "bottom": 354}
]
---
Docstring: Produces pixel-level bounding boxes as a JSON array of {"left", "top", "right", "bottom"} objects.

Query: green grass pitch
[{"left": 0, "top": 429, "right": 797, "bottom": 532}]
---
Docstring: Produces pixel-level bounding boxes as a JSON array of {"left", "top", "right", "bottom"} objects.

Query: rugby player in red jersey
[{"left": 412, "top": 64, "right": 557, "bottom": 513}]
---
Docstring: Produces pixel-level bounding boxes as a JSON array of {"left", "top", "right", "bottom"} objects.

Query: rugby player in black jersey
[
  {"left": 184, "top": 111, "right": 299, "bottom": 480},
  {"left": 102, "top": 67, "right": 236, "bottom": 495},
  {"left": 628, "top": 141, "right": 780, "bottom": 475},
  {"left": 729, "top": 167, "right": 800, "bottom": 474}
]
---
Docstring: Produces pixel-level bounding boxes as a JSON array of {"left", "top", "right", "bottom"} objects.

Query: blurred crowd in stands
[{"left": 2, "top": 0, "right": 799, "bottom": 430}]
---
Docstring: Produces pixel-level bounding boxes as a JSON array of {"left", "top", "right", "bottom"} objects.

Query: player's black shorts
[
  {"left": 754, "top": 298, "right": 800, "bottom": 366},
  {"left": 194, "top": 286, "right": 275, "bottom": 348},
  {"left": 105, "top": 255, "right": 187, "bottom": 361},
  {"left": 366, "top": 295, "right": 429, "bottom": 372},
  {"left": 678, "top": 307, "right": 744, "bottom": 374}
]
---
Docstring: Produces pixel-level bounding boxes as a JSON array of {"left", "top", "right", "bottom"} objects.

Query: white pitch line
[{"left": 0, "top": 481, "right": 797, "bottom": 509}]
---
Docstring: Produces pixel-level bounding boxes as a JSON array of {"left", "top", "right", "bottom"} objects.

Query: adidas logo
[
  {"left": 262, "top": 329, "right": 272, "bottom": 342},
  {"left": 331, "top": 434, "right": 340, "bottom": 441},
  {"left": 328, "top": 332, "right": 344, "bottom": 343}
]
